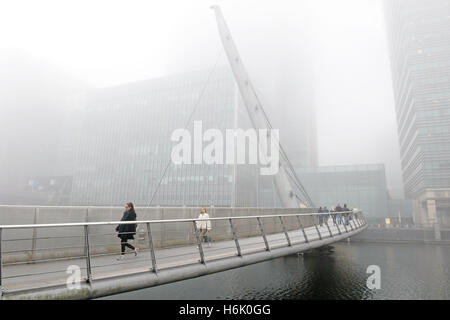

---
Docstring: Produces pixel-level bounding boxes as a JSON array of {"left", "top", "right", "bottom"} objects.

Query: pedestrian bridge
[{"left": 0, "top": 208, "right": 366, "bottom": 299}]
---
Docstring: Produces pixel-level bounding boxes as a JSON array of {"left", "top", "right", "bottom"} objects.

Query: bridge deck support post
[
  {"left": 325, "top": 219, "right": 333, "bottom": 238},
  {"left": 314, "top": 222, "right": 322, "bottom": 240},
  {"left": 353, "top": 214, "right": 360, "bottom": 229},
  {"left": 279, "top": 216, "right": 291, "bottom": 246},
  {"left": 348, "top": 214, "right": 354, "bottom": 231},
  {"left": 333, "top": 214, "right": 342, "bottom": 235},
  {"left": 31, "top": 208, "right": 38, "bottom": 261},
  {"left": 229, "top": 219, "right": 242, "bottom": 256},
  {"left": 146, "top": 223, "right": 157, "bottom": 272},
  {"left": 352, "top": 214, "right": 359, "bottom": 228},
  {"left": 257, "top": 217, "right": 270, "bottom": 251},
  {"left": 84, "top": 225, "right": 92, "bottom": 283},
  {"left": 296, "top": 216, "right": 309, "bottom": 243},
  {"left": 341, "top": 215, "right": 349, "bottom": 233},
  {"left": 193, "top": 221, "right": 205, "bottom": 264},
  {"left": 355, "top": 215, "right": 362, "bottom": 228}
]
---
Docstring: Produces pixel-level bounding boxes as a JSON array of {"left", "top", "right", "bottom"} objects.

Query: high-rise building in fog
[
  {"left": 0, "top": 52, "right": 88, "bottom": 205},
  {"left": 384, "top": 0, "right": 450, "bottom": 227}
]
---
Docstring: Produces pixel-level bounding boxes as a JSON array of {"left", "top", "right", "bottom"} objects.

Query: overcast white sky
[{"left": 0, "top": 0, "right": 404, "bottom": 197}]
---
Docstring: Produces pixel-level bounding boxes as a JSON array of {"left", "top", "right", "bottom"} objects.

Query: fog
[{"left": 0, "top": 0, "right": 404, "bottom": 205}]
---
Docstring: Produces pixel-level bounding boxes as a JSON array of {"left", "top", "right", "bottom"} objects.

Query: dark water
[{"left": 101, "top": 242, "right": 450, "bottom": 300}]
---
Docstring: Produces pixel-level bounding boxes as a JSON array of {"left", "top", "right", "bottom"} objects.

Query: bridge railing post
[
  {"left": 84, "top": 225, "right": 92, "bottom": 283},
  {"left": 354, "top": 217, "right": 359, "bottom": 228},
  {"left": 279, "top": 216, "right": 291, "bottom": 246},
  {"left": 193, "top": 221, "right": 205, "bottom": 264},
  {"left": 352, "top": 216, "right": 357, "bottom": 228},
  {"left": 229, "top": 219, "right": 242, "bottom": 257},
  {"left": 353, "top": 213, "right": 358, "bottom": 227},
  {"left": 146, "top": 223, "right": 157, "bottom": 272},
  {"left": 296, "top": 215, "right": 309, "bottom": 243},
  {"left": 257, "top": 217, "right": 270, "bottom": 251},
  {"left": 324, "top": 216, "right": 333, "bottom": 238},
  {"left": 347, "top": 212, "right": 354, "bottom": 231},
  {"left": 355, "top": 213, "right": 362, "bottom": 228},
  {"left": 340, "top": 214, "right": 349, "bottom": 233},
  {"left": 356, "top": 213, "right": 362, "bottom": 227},
  {"left": 362, "top": 212, "right": 367, "bottom": 226},
  {"left": 333, "top": 213, "right": 342, "bottom": 235},
  {"left": 314, "top": 215, "right": 323, "bottom": 240}
]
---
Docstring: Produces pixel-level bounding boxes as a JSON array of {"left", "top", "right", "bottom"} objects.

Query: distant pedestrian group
[{"left": 318, "top": 203, "right": 353, "bottom": 226}]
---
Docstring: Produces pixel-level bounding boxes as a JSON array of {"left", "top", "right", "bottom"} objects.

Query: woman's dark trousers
[{"left": 120, "top": 236, "right": 135, "bottom": 254}]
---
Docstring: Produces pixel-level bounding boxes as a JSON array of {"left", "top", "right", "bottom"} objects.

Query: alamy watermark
[
  {"left": 66, "top": 265, "right": 81, "bottom": 290},
  {"left": 366, "top": 265, "right": 381, "bottom": 290},
  {"left": 171, "top": 121, "right": 280, "bottom": 175}
]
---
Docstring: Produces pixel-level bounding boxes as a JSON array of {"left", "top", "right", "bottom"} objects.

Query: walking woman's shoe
[
  {"left": 117, "top": 255, "right": 125, "bottom": 261},
  {"left": 134, "top": 248, "right": 138, "bottom": 256}
]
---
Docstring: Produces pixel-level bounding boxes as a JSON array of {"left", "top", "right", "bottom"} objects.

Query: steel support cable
[
  {"left": 283, "top": 158, "right": 312, "bottom": 200},
  {"left": 277, "top": 149, "right": 313, "bottom": 206},
  {"left": 273, "top": 161, "right": 312, "bottom": 207},
  {"left": 287, "top": 170, "right": 314, "bottom": 207},
  {"left": 145, "top": 51, "right": 223, "bottom": 207},
  {"left": 284, "top": 167, "right": 312, "bottom": 202}
]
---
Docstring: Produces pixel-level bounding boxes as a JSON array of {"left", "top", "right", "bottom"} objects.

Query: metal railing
[{"left": 0, "top": 210, "right": 365, "bottom": 291}]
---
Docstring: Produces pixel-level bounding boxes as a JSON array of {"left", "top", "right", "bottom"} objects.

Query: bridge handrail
[
  {"left": 0, "top": 210, "right": 361, "bottom": 229},
  {"left": 0, "top": 210, "right": 366, "bottom": 291}
]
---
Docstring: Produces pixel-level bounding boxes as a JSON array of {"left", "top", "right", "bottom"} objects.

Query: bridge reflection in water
[{"left": 0, "top": 210, "right": 366, "bottom": 300}]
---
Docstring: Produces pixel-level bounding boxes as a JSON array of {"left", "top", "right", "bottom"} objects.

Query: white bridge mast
[{"left": 211, "top": 5, "right": 310, "bottom": 208}]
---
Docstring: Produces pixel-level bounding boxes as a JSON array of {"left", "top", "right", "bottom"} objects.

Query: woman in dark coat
[{"left": 115, "top": 202, "right": 138, "bottom": 260}]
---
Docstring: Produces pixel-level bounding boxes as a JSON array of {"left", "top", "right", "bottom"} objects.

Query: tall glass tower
[{"left": 384, "top": 0, "right": 450, "bottom": 227}]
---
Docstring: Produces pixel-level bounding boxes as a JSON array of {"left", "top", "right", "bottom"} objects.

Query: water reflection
[{"left": 101, "top": 242, "right": 450, "bottom": 300}]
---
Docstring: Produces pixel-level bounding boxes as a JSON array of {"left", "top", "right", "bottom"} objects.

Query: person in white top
[{"left": 196, "top": 207, "right": 212, "bottom": 247}]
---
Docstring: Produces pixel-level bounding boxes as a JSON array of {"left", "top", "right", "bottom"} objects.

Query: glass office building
[
  {"left": 384, "top": 0, "right": 450, "bottom": 227},
  {"left": 296, "top": 164, "right": 390, "bottom": 218},
  {"left": 71, "top": 67, "right": 286, "bottom": 207},
  {"left": 72, "top": 67, "right": 233, "bottom": 206}
]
